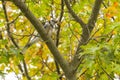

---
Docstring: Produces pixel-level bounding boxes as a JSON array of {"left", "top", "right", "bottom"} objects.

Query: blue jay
[
  {"left": 31, "top": 20, "right": 56, "bottom": 42},
  {"left": 43, "top": 20, "right": 54, "bottom": 37},
  {"left": 22, "top": 20, "right": 56, "bottom": 52}
]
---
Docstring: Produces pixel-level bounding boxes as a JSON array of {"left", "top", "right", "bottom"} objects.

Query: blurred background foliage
[{"left": 0, "top": 0, "right": 120, "bottom": 80}]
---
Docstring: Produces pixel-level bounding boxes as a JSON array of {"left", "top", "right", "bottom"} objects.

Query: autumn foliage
[{"left": 0, "top": 0, "right": 120, "bottom": 80}]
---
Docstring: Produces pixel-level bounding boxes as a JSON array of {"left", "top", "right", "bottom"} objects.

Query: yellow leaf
[
  {"left": 113, "top": 2, "right": 118, "bottom": 7},
  {"left": 0, "top": 64, "right": 5, "bottom": 70},
  {"left": 46, "top": 16, "right": 51, "bottom": 21},
  {"left": 105, "top": 2, "right": 118, "bottom": 18},
  {"left": 61, "top": 21, "right": 66, "bottom": 27},
  {"left": 36, "top": 48, "right": 43, "bottom": 56}
]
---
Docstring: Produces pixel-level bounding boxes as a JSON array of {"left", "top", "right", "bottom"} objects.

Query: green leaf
[
  {"left": 49, "top": 73, "right": 59, "bottom": 80},
  {"left": 41, "top": 72, "right": 59, "bottom": 80},
  {"left": 0, "top": 39, "right": 8, "bottom": 45},
  {"left": 0, "top": 70, "right": 6, "bottom": 76},
  {"left": 103, "top": 22, "right": 120, "bottom": 34},
  {"left": 9, "top": 48, "right": 20, "bottom": 55},
  {"left": 0, "top": 56, "right": 9, "bottom": 64}
]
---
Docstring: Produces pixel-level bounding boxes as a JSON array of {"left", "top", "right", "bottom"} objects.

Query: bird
[
  {"left": 43, "top": 20, "right": 54, "bottom": 37},
  {"left": 21, "top": 20, "right": 56, "bottom": 53}
]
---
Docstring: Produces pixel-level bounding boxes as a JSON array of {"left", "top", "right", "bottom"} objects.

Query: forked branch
[{"left": 70, "top": 0, "right": 103, "bottom": 72}]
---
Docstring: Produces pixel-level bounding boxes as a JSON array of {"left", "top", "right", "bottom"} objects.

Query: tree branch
[
  {"left": 2, "top": 1, "right": 31, "bottom": 80},
  {"left": 11, "top": 0, "right": 75, "bottom": 79},
  {"left": 87, "top": 0, "right": 103, "bottom": 32},
  {"left": 2, "top": 0, "right": 19, "bottom": 48},
  {"left": 70, "top": 0, "right": 103, "bottom": 72},
  {"left": 55, "top": 0, "right": 64, "bottom": 79},
  {"left": 64, "top": 0, "right": 86, "bottom": 28}
]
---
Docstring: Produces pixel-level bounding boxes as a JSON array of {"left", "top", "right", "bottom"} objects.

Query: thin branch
[
  {"left": 56, "top": 0, "right": 64, "bottom": 47},
  {"left": 97, "top": 57, "right": 114, "bottom": 80},
  {"left": 2, "top": 0, "right": 22, "bottom": 72},
  {"left": 2, "top": 1, "right": 31, "bottom": 80},
  {"left": 88, "top": 26, "right": 103, "bottom": 42},
  {"left": 8, "top": 13, "right": 22, "bottom": 24},
  {"left": 102, "top": 1, "right": 115, "bottom": 21},
  {"left": 2, "top": 0, "right": 19, "bottom": 48},
  {"left": 17, "top": 64, "right": 25, "bottom": 76},
  {"left": 55, "top": 0, "right": 64, "bottom": 79},
  {"left": 22, "top": 59, "right": 31, "bottom": 80},
  {"left": 78, "top": 68, "right": 88, "bottom": 79},
  {"left": 64, "top": 0, "right": 86, "bottom": 28},
  {"left": 41, "top": 56, "right": 54, "bottom": 72},
  {"left": 58, "top": 0, "right": 64, "bottom": 22},
  {"left": 12, "top": 33, "right": 39, "bottom": 37},
  {"left": 101, "top": 66, "right": 114, "bottom": 80},
  {"left": 0, "top": 30, "right": 3, "bottom": 39},
  {"left": 102, "top": 1, "right": 107, "bottom": 8},
  {"left": 68, "top": 23, "right": 80, "bottom": 42},
  {"left": 106, "top": 33, "right": 113, "bottom": 42},
  {"left": 21, "top": 30, "right": 38, "bottom": 53},
  {"left": 48, "top": 0, "right": 62, "bottom": 78}
]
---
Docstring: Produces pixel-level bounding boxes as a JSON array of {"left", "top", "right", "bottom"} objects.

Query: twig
[
  {"left": 68, "top": 23, "right": 80, "bottom": 42},
  {"left": 102, "top": 1, "right": 115, "bottom": 21},
  {"left": 88, "top": 26, "right": 103, "bottom": 42},
  {"left": 8, "top": 13, "right": 22, "bottom": 24},
  {"left": 79, "top": 68, "right": 88, "bottom": 78},
  {"left": 55, "top": 0, "right": 64, "bottom": 79},
  {"left": 21, "top": 30, "right": 36, "bottom": 53},
  {"left": 97, "top": 57, "right": 114, "bottom": 80}
]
